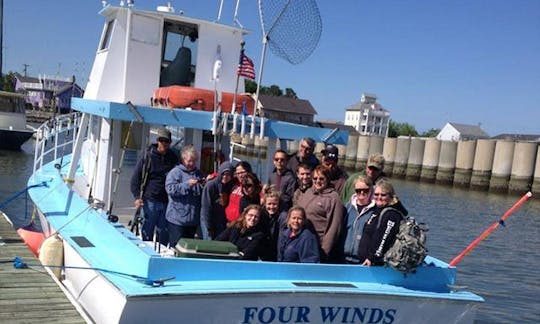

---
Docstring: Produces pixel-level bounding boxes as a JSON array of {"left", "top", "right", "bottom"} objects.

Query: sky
[{"left": 3, "top": 0, "right": 539, "bottom": 135}]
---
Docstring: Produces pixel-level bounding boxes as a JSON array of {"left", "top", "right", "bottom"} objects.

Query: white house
[
  {"left": 436, "top": 122, "right": 489, "bottom": 141},
  {"left": 344, "top": 93, "right": 390, "bottom": 136}
]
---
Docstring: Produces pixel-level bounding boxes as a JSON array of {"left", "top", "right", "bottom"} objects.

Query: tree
[
  {"left": 244, "top": 79, "right": 257, "bottom": 93},
  {"left": 388, "top": 120, "right": 418, "bottom": 138},
  {"left": 284, "top": 88, "right": 297, "bottom": 98},
  {"left": 421, "top": 128, "right": 440, "bottom": 137},
  {"left": 1, "top": 72, "right": 16, "bottom": 92}
]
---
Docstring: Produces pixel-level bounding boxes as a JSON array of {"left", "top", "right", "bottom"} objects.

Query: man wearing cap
[
  {"left": 130, "top": 127, "right": 179, "bottom": 245},
  {"left": 321, "top": 144, "right": 349, "bottom": 194},
  {"left": 287, "top": 137, "right": 320, "bottom": 172},
  {"left": 339, "top": 153, "right": 386, "bottom": 203}
]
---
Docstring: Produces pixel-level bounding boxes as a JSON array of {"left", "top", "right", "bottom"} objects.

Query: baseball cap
[
  {"left": 156, "top": 127, "right": 171, "bottom": 141},
  {"left": 367, "top": 154, "right": 385, "bottom": 170},
  {"left": 321, "top": 144, "right": 339, "bottom": 160}
]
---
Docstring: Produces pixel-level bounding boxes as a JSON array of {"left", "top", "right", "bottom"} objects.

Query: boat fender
[{"left": 39, "top": 234, "right": 64, "bottom": 280}]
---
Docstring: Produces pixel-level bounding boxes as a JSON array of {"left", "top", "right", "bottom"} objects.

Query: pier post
[
  {"left": 454, "top": 140, "right": 476, "bottom": 188},
  {"left": 489, "top": 140, "right": 515, "bottom": 193},
  {"left": 355, "top": 135, "right": 370, "bottom": 171},
  {"left": 532, "top": 145, "right": 540, "bottom": 194},
  {"left": 471, "top": 139, "right": 495, "bottom": 190},
  {"left": 420, "top": 138, "right": 441, "bottom": 183},
  {"left": 509, "top": 142, "right": 537, "bottom": 194},
  {"left": 436, "top": 140, "right": 457, "bottom": 185},
  {"left": 368, "top": 136, "right": 384, "bottom": 155},
  {"left": 405, "top": 138, "right": 425, "bottom": 181},
  {"left": 337, "top": 143, "right": 347, "bottom": 168},
  {"left": 344, "top": 134, "right": 359, "bottom": 172},
  {"left": 383, "top": 137, "right": 397, "bottom": 176},
  {"left": 393, "top": 137, "right": 410, "bottom": 178}
]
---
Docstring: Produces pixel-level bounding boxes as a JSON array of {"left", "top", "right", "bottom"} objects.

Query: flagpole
[
  {"left": 232, "top": 42, "right": 245, "bottom": 115},
  {"left": 253, "top": 35, "right": 268, "bottom": 119}
]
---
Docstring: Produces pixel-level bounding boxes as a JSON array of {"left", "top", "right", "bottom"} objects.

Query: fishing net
[{"left": 258, "top": 0, "right": 322, "bottom": 65}]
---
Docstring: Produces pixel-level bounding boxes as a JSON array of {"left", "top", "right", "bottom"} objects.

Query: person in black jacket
[
  {"left": 216, "top": 204, "right": 265, "bottom": 260},
  {"left": 200, "top": 162, "right": 234, "bottom": 240},
  {"left": 130, "top": 128, "right": 178, "bottom": 245},
  {"left": 357, "top": 179, "right": 404, "bottom": 266},
  {"left": 259, "top": 189, "right": 287, "bottom": 261}
]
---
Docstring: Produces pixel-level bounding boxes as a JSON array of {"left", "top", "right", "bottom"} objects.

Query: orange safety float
[{"left": 153, "top": 85, "right": 255, "bottom": 114}]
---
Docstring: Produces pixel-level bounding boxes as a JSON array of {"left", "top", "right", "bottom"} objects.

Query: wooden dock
[{"left": 0, "top": 213, "right": 85, "bottom": 323}]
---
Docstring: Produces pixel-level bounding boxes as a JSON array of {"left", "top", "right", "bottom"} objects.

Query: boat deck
[{"left": 0, "top": 213, "right": 85, "bottom": 323}]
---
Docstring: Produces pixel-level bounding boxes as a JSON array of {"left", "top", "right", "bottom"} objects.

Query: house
[
  {"left": 257, "top": 94, "right": 317, "bottom": 126},
  {"left": 14, "top": 73, "right": 84, "bottom": 113},
  {"left": 344, "top": 93, "right": 390, "bottom": 137},
  {"left": 436, "top": 122, "right": 490, "bottom": 141}
]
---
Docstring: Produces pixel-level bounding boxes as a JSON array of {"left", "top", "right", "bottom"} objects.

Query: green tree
[
  {"left": 284, "top": 87, "right": 297, "bottom": 98},
  {"left": 1, "top": 72, "right": 16, "bottom": 92},
  {"left": 244, "top": 79, "right": 257, "bottom": 93},
  {"left": 421, "top": 128, "right": 440, "bottom": 137},
  {"left": 388, "top": 120, "right": 418, "bottom": 138}
]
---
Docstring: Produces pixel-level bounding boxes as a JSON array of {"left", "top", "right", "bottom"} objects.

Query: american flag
[{"left": 237, "top": 49, "right": 255, "bottom": 80}]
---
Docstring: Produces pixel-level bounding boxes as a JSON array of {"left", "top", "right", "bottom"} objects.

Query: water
[{"left": 1, "top": 140, "right": 539, "bottom": 323}]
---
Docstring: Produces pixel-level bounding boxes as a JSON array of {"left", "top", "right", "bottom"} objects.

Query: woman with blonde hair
[
  {"left": 357, "top": 178, "right": 405, "bottom": 266},
  {"left": 277, "top": 206, "right": 320, "bottom": 263},
  {"left": 259, "top": 187, "right": 287, "bottom": 261},
  {"left": 216, "top": 204, "right": 265, "bottom": 260}
]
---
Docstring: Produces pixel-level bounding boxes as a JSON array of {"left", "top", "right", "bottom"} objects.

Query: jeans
[
  {"left": 167, "top": 223, "right": 197, "bottom": 247},
  {"left": 141, "top": 200, "right": 169, "bottom": 246}
]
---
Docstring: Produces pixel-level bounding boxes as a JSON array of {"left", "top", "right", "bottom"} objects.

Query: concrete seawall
[{"left": 230, "top": 134, "right": 539, "bottom": 195}]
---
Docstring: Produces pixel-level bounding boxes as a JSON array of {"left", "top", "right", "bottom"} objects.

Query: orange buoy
[
  {"left": 153, "top": 85, "right": 255, "bottom": 115},
  {"left": 17, "top": 224, "right": 45, "bottom": 257}
]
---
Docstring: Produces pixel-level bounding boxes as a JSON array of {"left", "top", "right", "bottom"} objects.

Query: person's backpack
[{"left": 383, "top": 216, "right": 428, "bottom": 274}]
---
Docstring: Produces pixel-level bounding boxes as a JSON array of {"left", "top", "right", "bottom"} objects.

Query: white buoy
[{"left": 39, "top": 234, "right": 64, "bottom": 280}]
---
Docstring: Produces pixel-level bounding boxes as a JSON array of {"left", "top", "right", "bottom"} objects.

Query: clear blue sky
[{"left": 4, "top": 0, "right": 539, "bottom": 135}]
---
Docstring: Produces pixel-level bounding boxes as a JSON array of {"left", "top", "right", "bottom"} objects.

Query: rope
[
  {"left": 11, "top": 257, "right": 174, "bottom": 287},
  {"left": 0, "top": 182, "right": 49, "bottom": 210}
]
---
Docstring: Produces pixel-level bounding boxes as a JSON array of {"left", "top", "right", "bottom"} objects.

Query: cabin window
[
  {"left": 99, "top": 20, "right": 115, "bottom": 51},
  {"left": 159, "top": 21, "right": 198, "bottom": 87}
]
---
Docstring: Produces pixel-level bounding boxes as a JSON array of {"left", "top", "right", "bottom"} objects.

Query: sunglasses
[
  {"left": 312, "top": 177, "right": 326, "bottom": 181},
  {"left": 243, "top": 183, "right": 254, "bottom": 188},
  {"left": 158, "top": 137, "right": 171, "bottom": 144},
  {"left": 274, "top": 158, "right": 286, "bottom": 162},
  {"left": 355, "top": 188, "right": 370, "bottom": 194},
  {"left": 368, "top": 166, "right": 380, "bottom": 172},
  {"left": 373, "top": 193, "right": 388, "bottom": 197}
]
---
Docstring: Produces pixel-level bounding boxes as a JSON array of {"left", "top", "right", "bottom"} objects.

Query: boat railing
[{"left": 33, "top": 112, "right": 83, "bottom": 174}]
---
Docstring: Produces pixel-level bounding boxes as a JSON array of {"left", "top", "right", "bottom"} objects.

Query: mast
[{"left": 0, "top": 0, "right": 3, "bottom": 90}]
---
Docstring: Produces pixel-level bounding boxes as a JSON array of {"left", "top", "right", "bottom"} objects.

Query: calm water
[{"left": 1, "top": 140, "right": 539, "bottom": 323}]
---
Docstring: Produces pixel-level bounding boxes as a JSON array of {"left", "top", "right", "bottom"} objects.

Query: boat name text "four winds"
[{"left": 242, "top": 306, "right": 397, "bottom": 323}]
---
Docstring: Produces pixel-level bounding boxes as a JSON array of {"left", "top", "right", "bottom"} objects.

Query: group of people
[{"left": 130, "top": 128, "right": 407, "bottom": 266}]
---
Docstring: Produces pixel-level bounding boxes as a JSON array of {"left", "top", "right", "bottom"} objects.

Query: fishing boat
[
  {"left": 0, "top": 91, "right": 34, "bottom": 150},
  {"left": 23, "top": 1, "right": 483, "bottom": 323}
]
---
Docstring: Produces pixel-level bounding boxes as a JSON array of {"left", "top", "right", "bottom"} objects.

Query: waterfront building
[
  {"left": 436, "top": 122, "right": 489, "bottom": 141},
  {"left": 13, "top": 73, "right": 84, "bottom": 113},
  {"left": 344, "top": 93, "right": 390, "bottom": 137},
  {"left": 257, "top": 94, "right": 317, "bottom": 126}
]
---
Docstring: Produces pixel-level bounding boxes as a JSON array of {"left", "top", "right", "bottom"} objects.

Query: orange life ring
[{"left": 153, "top": 85, "right": 255, "bottom": 114}]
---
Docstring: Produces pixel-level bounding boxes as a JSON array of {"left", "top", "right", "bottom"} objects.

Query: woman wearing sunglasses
[
  {"left": 296, "top": 164, "right": 344, "bottom": 263},
  {"left": 357, "top": 178, "right": 405, "bottom": 266},
  {"left": 342, "top": 175, "right": 376, "bottom": 264}
]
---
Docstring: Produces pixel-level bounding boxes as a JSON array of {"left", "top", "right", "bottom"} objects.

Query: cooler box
[{"left": 175, "top": 238, "right": 240, "bottom": 259}]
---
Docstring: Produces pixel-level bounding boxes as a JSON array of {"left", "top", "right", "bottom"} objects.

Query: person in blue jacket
[
  {"left": 165, "top": 145, "right": 205, "bottom": 247},
  {"left": 200, "top": 161, "right": 234, "bottom": 240},
  {"left": 130, "top": 128, "right": 178, "bottom": 245},
  {"left": 278, "top": 206, "right": 320, "bottom": 263}
]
